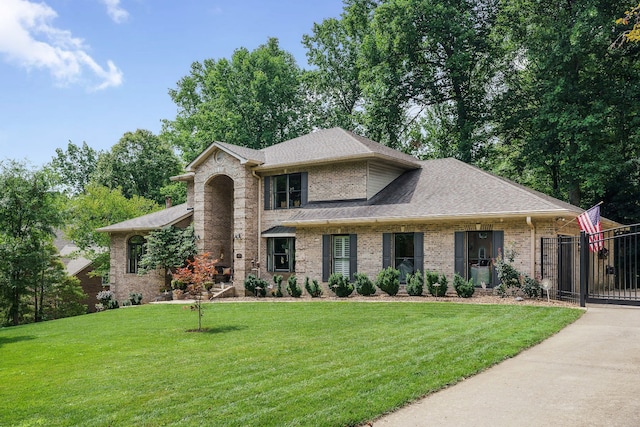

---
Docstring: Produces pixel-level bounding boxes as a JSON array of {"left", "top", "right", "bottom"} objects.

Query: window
[
  {"left": 127, "top": 235, "right": 145, "bottom": 273},
  {"left": 383, "top": 232, "right": 424, "bottom": 283},
  {"left": 264, "top": 172, "right": 307, "bottom": 210},
  {"left": 322, "top": 234, "right": 357, "bottom": 282},
  {"left": 454, "top": 231, "right": 503, "bottom": 287},
  {"left": 267, "top": 237, "right": 295, "bottom": 272}
]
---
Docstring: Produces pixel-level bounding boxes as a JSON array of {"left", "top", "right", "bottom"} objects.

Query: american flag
[{"left": 577, "top": 205, "right": 604, "bottom": 252}]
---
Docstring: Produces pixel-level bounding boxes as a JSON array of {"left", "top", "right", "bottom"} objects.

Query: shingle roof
[
  {"left": 283, "top": 158, "right": 593, "bottom": 225},
  {"left": 258, "top": 128, "right": 419, "bottom": 170},
  {"left": 181, "top": 128, "right": 420, "bottom": 175},
  {"left": 96, "top": 204, "right": 193, "bottom": 233}
]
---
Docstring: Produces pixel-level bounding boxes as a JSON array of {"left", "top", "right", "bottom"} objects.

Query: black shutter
[
  {"left": 492, "top": 231, "right": 504, "bottom": 286},
  {"left": 454, "top": 231, "right": 465, "bottom": 278},
  {"left": 382, "top": 233, "right": 392, "bottom": 269},
  {"left": 322, "top": 235, "right": 331, "bottom": 282},
  {"left": 301, "top": 172, "right": 308, "bottom": 206},
  {"left": 349, "top": 234, "right": 357, "bottom": 282},
  {"left": 264, "top": 176, "right": 271, "bottom": 210},
  {"left": 414, "top": 232, "right": 424, "bottom": 273}
]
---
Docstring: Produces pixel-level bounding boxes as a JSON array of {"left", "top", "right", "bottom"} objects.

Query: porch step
[{"left": 210, "top": 285, "right": 236, "bottom": 299}]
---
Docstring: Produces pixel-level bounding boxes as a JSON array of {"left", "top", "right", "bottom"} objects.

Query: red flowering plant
[{"left": 171, "top": 252, "right": 218, "bottom": 331}]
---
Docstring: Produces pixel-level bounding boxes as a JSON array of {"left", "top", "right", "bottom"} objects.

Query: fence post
[{"left": 579, "top": 231, "right": 589, "bottom": 307}]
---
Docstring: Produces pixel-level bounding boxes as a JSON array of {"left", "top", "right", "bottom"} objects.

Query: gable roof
[
  {"left": 179, "top": 127, "right": 420, "bottom": 176},
  {"left": 96, "top": 203, "right": 193, "bottom": 233},
  {"left": 283, "top": 158, "right": 617, "bottom": 227}
]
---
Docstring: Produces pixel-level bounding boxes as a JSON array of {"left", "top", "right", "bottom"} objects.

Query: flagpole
[{"left": 556, "top": 201, "right": 603, "bottom": 232}]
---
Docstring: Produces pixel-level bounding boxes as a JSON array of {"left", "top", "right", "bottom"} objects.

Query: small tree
[
  {"left": 328, "top": 273, "right": 354, "bottom": 297},
  {"left": 272, "top": 275, "right": 284, "bottom": 297},
  {"left": 453, "top": 273, "right": 475, "bottom": 298},
  {"left": 287, "top": 275, "right": 302, "bottom": 297},
  {"left": 354, "top": 272, "right": 376, "bottom": 296},
  {"left": 406, "top": 271, "right": 424, "bottom": 296},
  {"left": 171, "top": 252, "right": 218, "bottom": 331}
]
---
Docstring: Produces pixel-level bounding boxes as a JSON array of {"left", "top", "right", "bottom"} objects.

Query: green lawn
[{"left": 0, "top": 301, "right": 582, "bottom": 427}]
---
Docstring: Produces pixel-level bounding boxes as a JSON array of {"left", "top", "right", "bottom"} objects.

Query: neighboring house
[
  {"left": 97, "top": 127, "right": 618, "bottom": 303},
  {"left": 54, "top": 234, "right": 105, "bottom": 312}
]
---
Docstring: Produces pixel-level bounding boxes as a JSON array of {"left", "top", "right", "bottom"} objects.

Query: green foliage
[
  {"left": 48, "top": 140, "right": 101, "bottom": 195},
  {"left": 453, "top": 274, "right": 475, "bottom": 298},
  {"left": 328, "top": 273, "right": 354, "bottom": 297},
  {"left": 96, "top": 290, "right": 118, "bottom": 310},
  {"left": 272, "top": 275, "right": 284, "bottom": 297},
  {"left": 129, "top": 293, "right": 143, "bottom": 305},
  {"left": 522, "top": 276, "right": 541, "bottom": 299},
  {"left": 244, "top": 274, "right": 268, "bottom": 297},
  {"left": 163, "top": 38, "right": 311, "bottom": 162},
  {"left": 375, "top": 266, "right": 400, "bottom": 296},
  {"left": 286, "top": 275, "right": 302, "bottom": 298},
  {"left": 137, "top": 224, "right": 197, "bottom": 278},
  {"left": 65, "top": 184, "right": 160, "bottom": 277},
  {"left": 304, "top": 276, "right": 323, "bottom": 297},
  {"left": 0, "top": 160, "right": 64, "bottom": 325},
  {"left": 494, "top": 250, "right": 540, "bottom": 299},
  {"left": 354, "top": 272, "right": 376, "bottom": 296},
  {"left": 426, "top": 272, "right": 448, "bottom": 297},
  {"left": 92, "top": 129, "right": 183, "bottom": 205},
  {"left": 405, "top": 270, "right": 424, "bottom": 296}
]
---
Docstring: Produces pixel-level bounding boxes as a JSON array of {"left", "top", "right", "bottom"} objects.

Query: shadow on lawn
[
  {"left": 0, "top": 335, "right": 35, "bottom": 348},
  {"left": 185, "top": 325, "right": 247, "bottom": 334}
]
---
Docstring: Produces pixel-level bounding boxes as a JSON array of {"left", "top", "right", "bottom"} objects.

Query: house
[
  {"left": 54, "top": 233, "right": 105, "bottom": 312},
  {"left": 97, "top": 127, "right": 617, "bottom": 303}
]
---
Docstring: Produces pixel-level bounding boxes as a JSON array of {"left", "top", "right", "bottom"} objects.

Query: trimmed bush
[
  {"left": 96, "top": 290, "right": 119, "bottom": 309},
  {"left": 354, "top": 273, "right": 376, "bottom": 296},
  {"left": 244, "top": 274, "right": 268, "bottom": 297},
  {"left": 287, "top": 275, "right": 302, "bottom": 298},
  {"left": 272, "top": 275, "right": 284, "bottom": 297},
  {"left": 453, "top": 274, "right": 475, "bottom": 298},
  {"left": 522, "top": 276, "right": 541, "bottom": 298},
  {"left": 376, "top": 267, "right": 400, "bottom": 296},
  {"left": 304, "top": 277, "right": 323, "bottom": 297},
  {"left": 328, "top": 273, "right": 354, "bottom": 297},
  {"left": 405, "top": 271, "right": 424, "bottom": 296},
  {"left": 129, "top": 293, "right": 143, "bottom": 305},
  {"left": 427, "top": 273, "right": 448, "bottom": 297}
]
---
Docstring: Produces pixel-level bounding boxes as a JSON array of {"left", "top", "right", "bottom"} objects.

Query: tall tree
[
  {"left": 92, "top": 129, "right": 183, "bottom": 205},
  {"left": 494, "top": 0, "right": 640, "bottom": 222},
  {"left": 49, "top": 141, "right": 101, "bottom": 195},
  {"left": 65, "top": 184, "right": 161, "bottom": 278},
  {"left": 163, "top": 38, "right": 310, "bottom": 162},
  {"left": 0, "top": 161, "right": 64, "bottom": 326}
]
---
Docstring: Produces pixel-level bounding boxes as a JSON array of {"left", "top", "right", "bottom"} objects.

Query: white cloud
[
  {"left": 100, "top": 0, "right": 129, "bottom": 24},
  {"left": 0, "top": 0, "right": 123, "bottom": 91}
]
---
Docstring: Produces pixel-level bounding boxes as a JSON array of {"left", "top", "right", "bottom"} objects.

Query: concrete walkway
[{"left": 373, "top": 305, "right": 640, "bottom": 427}]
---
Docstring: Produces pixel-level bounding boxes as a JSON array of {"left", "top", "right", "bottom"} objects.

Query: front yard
[{"left": 0, "top": 301, "right": 582, "bottom": 426}]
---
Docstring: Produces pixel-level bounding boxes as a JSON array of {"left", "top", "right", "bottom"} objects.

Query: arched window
[{"left": 127, "top": 235, "right": 145, "bottom": 273}]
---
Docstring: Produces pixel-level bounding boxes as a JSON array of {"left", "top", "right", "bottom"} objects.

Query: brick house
[{"left": 98, "top": 127, "right": 616, "bottom": 303}]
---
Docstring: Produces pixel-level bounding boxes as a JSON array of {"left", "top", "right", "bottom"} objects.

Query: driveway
[{"left": 373, "top": 305, "right": 640, "bottom": 427}]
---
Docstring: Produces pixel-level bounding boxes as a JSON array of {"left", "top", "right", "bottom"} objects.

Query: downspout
[
  {"left": 252, "top": 169, "right": 261, "bottom": 274},
  {"left": 526, "top": 216, "right": 536, "bottom": 278}
]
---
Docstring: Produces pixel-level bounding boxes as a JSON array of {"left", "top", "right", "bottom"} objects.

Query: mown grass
[{"left": 0, "top": 301, "right": 582, "bottom": 426}]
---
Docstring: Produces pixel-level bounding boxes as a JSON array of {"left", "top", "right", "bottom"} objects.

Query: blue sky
[{"left": 0, "top": 0, "right": 346, "bottom": 166}]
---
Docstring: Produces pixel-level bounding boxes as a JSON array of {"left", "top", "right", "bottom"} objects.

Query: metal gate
[{"left": 541, "top": 224, "right": 640, "bottom": 307}]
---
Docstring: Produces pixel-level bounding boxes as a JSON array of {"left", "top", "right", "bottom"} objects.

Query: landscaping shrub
[
  {"left": 427, "top": 272, "right": 448, "bottom": 297},
  {"left": 96, "top": 290, "right": 119, "bottom": 310},
  {"left": 376, "top": 266, "right": 400, "bottom": 296},
  {"left": 244, "top": 274, "right": 268, "bottom": 297},
  {"left": 129, "top": 293, "right": 143, "bottom": 305},
  {"left": 304, "top": 277, "right": 323, "bottom": 297},
  {"left": 453, "top": 274, "right": 475, "bottom": 298},
  {"left": 494, "top": 249, "right": 541, "bottom": 298},
  {"left": 354, "top": 272, "right": 376, "bottom": 296},
  {"left": 522, "top": 276, "right": 541, "bottom": 298},
  {"left": 328, "top": 273, "right": 354, "bottom": 297},
  {"left": 405, "top": 271, "right": 424, "bottom": 296},
  {"left": 272, "top": 275, "right": 284, "bottom": 297},
  {"left": 287, "top": 275, "right": 302, "bottom": 298}
]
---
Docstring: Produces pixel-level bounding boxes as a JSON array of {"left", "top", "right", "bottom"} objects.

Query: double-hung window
[
  {"left": 322, "top": 234, "right": 357, "bottom": 282},
  {"left": 382, "top": 232, "right": 424, "bottom": 283},
  {"left": 264, "top": 172, "right": 307, "bottom": 210},
  {"left": 267, "top": 237, "right": 295, "bottom": 272}
]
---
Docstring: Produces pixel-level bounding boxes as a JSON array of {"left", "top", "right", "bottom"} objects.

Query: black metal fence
[{"left": 541, "top": 224, "right": 640, "bottom": 306}]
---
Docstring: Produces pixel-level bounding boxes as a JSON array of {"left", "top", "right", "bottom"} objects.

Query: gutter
[{"left": 526, "top": 216, "right": 536, "bottom": 278}]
